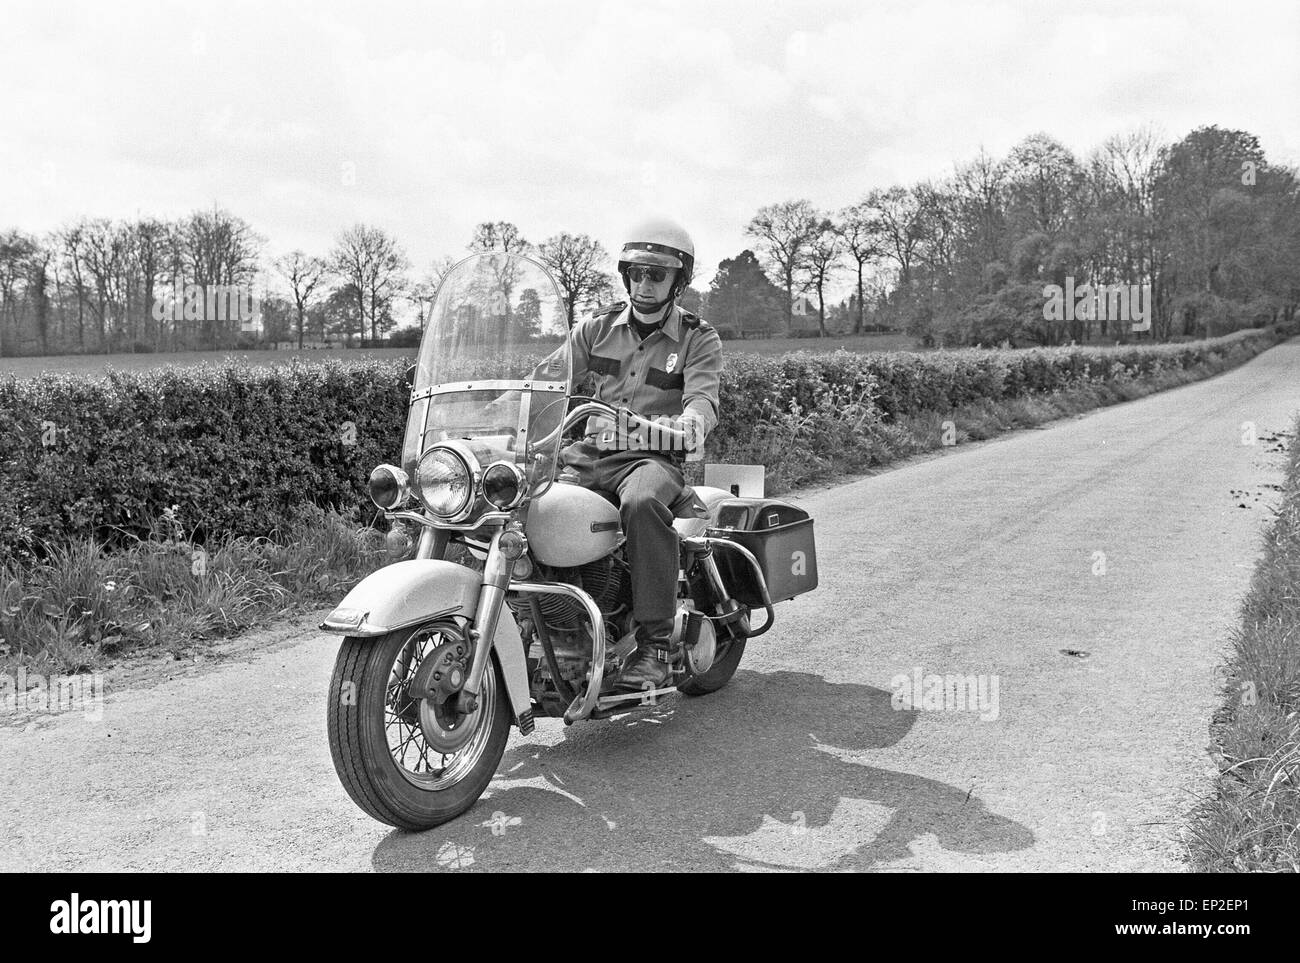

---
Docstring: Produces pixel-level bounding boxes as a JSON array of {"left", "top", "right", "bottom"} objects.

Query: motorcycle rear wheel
[
  {"left": 327, "top": 619, "right": 511, "bottom": 831},
  {"left": 678, "top": 634, "right": 746, "bottom": 696}
]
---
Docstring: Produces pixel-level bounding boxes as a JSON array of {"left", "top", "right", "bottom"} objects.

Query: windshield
[{"left": 403, "top": 253, "right": 571, "bottom": 496}]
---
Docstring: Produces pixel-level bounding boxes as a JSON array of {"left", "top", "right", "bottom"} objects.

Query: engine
[
  {"left": 509, "top": 554, "right": 634, "bottom": 717},
  {"left": 516, "top": 555, "right": 631, "bottom": 629}
]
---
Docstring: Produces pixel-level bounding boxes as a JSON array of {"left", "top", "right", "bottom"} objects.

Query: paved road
[{"left": 3, "top": 341, "right": 1297, "bottom": 872}]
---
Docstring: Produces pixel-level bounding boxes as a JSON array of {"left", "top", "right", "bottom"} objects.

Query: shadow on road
[{"left": 371, "top": 670, "right": 1034, "bottom": 871}]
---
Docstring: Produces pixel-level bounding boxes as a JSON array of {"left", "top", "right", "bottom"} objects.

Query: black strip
[
  {"left": 645, "top": 367, "right": 684, "bottom": 390},
  {"left": 588, "top": 355, "right": 621, "bottom": 377}
]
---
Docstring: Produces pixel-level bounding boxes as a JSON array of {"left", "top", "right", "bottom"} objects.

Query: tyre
[
  {"left": 327, "top": 619, "right": 511, "bottom": 831},
  {"left": 678, "top": 632, "right": 746, "bottom": 696}
]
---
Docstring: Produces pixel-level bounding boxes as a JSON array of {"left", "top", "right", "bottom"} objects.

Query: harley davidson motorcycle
[{"left": 322, "top": 252, "right": 818, "bottom": 830}]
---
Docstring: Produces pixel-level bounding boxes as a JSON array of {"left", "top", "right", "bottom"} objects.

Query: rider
[{"left": 557, "top": 218, "right": 723, "bottom": 694}]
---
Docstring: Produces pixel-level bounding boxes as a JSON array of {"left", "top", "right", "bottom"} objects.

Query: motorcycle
[{"left": 321, "top": 252, "right": 818, "bottom": 830}]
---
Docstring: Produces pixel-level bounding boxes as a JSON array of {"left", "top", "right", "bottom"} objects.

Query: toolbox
[{"left": 704, "top": 497, "right": 818, "bottom": 604}]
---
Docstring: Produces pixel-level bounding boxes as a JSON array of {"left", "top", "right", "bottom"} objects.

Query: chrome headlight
[
  {"left": 367, "top": 464, "right": 410, "bottom": 510},
  {"left": 482, "top": 461, "right": 527, "bottom": 511},
  {"left": 414, "top": 444, "right": 478, "bottom": 520}
]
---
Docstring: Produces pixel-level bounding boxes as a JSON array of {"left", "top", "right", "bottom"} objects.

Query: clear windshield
[{"left": 403, "top": 253, "right": 571, "bottom": 496}]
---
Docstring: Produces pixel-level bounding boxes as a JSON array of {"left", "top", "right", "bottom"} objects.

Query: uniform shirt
[{"left": 568, "top": 302, "right": 723, "bottom": 449}]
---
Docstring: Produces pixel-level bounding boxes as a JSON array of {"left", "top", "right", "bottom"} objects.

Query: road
[{"left": 3, "top": 340, "right": 1297, "bottom": 872}]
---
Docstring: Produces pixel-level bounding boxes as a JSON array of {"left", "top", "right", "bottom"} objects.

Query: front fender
[
  {"left": 320, "top": 559, "right": 479, "bottom": 637},
  {"left": 319, "top": 559, "right": 533, "bottom": 730}
]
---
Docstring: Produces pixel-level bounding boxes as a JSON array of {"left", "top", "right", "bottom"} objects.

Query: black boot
[{"left": 607, "top": 617, "right": 679, "bottom": 695}]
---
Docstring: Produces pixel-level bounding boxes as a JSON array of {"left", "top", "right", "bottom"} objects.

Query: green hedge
[{"left": 0, "top": 329, "right": 1286, "bottom": 559}]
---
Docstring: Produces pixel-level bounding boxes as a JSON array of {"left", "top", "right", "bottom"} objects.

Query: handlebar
[{"left": 531, "top": 399, "right": 691, "bottom": 452}]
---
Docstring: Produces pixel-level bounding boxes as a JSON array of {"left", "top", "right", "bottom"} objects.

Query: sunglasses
[{"left": 626, "top": 265, "right": 670, "bottom": 284}]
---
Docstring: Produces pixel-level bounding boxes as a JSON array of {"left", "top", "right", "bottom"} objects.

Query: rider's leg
[{"left": 603, "top": 454, "right": 685, "bottom": 692}]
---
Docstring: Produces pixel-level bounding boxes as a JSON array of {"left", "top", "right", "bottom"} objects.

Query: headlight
[
  {"left": 367, "top": 464, "right": 410, "bottom": 510},
  {"left": 483, "top": 461, "right": 526, "bottom": 511},
  {"left": 415, "top": 445, "right": 475, "bottom": 519}
]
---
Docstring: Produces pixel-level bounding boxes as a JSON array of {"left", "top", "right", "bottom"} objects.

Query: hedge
[{"left": 0, "top": 327, "right": 1290, "bottom": 559}]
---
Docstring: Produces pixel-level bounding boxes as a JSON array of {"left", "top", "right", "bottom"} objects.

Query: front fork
[{"left": 456, "top": 527, "right": 511, "bottom": 716}]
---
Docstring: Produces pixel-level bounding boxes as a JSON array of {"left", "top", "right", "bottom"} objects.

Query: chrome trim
[
  {"left": 416, "top": 441, "right": 482, "bottom": 523},
  {"left": 482, "top": 460, "right": 527, "bottom": 511},
  {"left": 509, "top": 581, "right": 606, "bottom": 724},
  {"left": 412, "top": 379, "right": 567, "bottom": 403},
  {"left": 463, "top": 529, "right": 512, "bottom": 706},
  {"left": 319, "top": 604, "right": 465, "bottom": 638},
  {"left": 699, "top": 537, "right": 777, "bottom": 639},
  {"left": 386, "top": 509, "right": 513, "bottom": 533},
  {"left": 367, "top": 464, "right": 410, "bottom": 510}
]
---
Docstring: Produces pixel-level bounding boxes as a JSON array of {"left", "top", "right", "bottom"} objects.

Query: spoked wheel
[{"left": 327, "top": 619, "right": 511, "bottom": 831}]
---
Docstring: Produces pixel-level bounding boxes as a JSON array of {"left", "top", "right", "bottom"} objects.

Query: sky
[{"left": 2, "top": 0, "right": 1298, "bottom": 296}]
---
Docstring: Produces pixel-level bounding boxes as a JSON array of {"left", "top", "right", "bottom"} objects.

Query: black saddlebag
[{"left": 704, "top": 498, "right": 818, "bottom": 605}]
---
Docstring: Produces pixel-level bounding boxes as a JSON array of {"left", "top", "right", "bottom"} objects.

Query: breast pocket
[
  {"left": 588, "top": 355, "right": 621, "bottom": 377},
  {"left": 645, "top": 367, "right": 685, "bottom": 390}
]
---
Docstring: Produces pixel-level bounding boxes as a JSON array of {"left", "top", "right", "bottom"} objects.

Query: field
[{"left": 0, "top": 332, "right": 922, "bottom": 379}]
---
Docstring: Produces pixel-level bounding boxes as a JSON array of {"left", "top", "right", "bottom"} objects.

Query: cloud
[{"left": 0, "top": 0, "right": 1295, "bottom": 295}]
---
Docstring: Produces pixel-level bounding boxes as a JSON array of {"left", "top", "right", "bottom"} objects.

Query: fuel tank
[{"left": 525, "top": 483, "right": 621, "bottom": 566}]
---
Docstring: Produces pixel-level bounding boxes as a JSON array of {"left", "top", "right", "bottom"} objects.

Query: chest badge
[{"left": 665, "top": 353, "right": 678, "bottom": 374}]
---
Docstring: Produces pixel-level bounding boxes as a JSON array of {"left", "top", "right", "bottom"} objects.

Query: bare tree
[
  {"left": 174, "top": 206, "right": 263, "bottom": 347},
  {"left": 538, "top": 232, "right": 611, "bottom": 328},
  {"left": 329, "top": 224, "right": 410, "bottom": 343},
  {"left": 837, "top": 202, "right": 886, "bottom": 333},
  {"left": 800, "top": 216, "right": 843, "bottom": 337},
  {"left": 275, "top": 251, "right": 329, "bottom": 348},
  {"left": 469, "top": 221, "right": 532, "bottom": 254},
  {"left": 746, "top": 199, "right": 819, "bottom": 332}
]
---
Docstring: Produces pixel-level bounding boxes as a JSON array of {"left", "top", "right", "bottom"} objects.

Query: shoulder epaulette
[
  {"left": 679, "top": 310, "right": 711, "bottom": 331},
  {"left": 590, "top": 300, "right": 627, "bottom": 320}
]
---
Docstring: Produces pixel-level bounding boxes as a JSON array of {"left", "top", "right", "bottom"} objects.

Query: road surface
[{"left": 3, "top": 340, "right": 1297, "bottom": 871}]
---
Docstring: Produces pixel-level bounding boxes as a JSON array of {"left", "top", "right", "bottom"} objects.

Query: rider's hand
[{"left": 649, "top": 412, "right": 705, "bottom": 453}]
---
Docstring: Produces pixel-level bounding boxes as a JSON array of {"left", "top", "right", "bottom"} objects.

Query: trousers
[{"left": 557, "top": 440, "right": 684, "bottom": 624}]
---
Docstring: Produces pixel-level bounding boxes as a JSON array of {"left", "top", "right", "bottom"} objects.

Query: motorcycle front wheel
[{"left": 327, "top": 619, "right": 511, "bottom": 831}]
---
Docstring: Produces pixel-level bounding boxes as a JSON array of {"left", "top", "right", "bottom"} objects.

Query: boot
[{"left": 605, "top": 617, "right": 679, "bottom": 695}]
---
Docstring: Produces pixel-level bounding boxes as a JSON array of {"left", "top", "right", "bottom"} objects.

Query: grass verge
[
  {"left": 0, "top": 502, "right": 392, "bottom": 676},
  {"left": 1186, "top": 412, "right": 1300, "bottom": 872}
]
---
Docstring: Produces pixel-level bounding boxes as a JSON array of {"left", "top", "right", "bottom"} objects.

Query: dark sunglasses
[{"left": 626, "top": 265, "right": 669, "bottom": 284}]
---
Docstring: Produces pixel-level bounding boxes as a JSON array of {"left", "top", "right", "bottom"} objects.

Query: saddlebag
[{"left": 705, "top": 498, "right": 818, "bottom": 605}]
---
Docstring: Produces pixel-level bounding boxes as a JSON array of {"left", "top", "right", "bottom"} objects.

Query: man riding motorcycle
[{"left": 553, "top": 218, "right": 723, "bottom": 693}]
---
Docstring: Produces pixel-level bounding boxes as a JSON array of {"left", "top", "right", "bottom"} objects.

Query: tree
[
  {"left": 538, "top": 232, "right": 611, "bottom": 328},
  {"left": 174, "top": 206, "right": 263, "bottom": 348},
  {"left": 275, "top": 251, "right": 328, "bottom": 348},
  {"left": 0, "top": 231, "right": 39, "bottom": 356},
  {"left": 799, "top": 216, "right": 842, "bottom": 336},
  {"left": 708, "top": 250, "right": 784, "bottom": 337},
  {"left": 469, "top": 221, "right": 532, "bottom": 254},
  {"left": 329, "top": 224, "right": 409, "bottom": 342},
  {"left": 864, "top": 186, "right": 925, "bottom": 287},
  {"left": 746, "top": 200, "right": 818, "bottom": 332},
  {"left": 837, "top": 201, "right": 886, "bottom": 333}
]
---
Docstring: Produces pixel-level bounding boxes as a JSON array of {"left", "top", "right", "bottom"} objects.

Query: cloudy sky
[{"left": 3, "top": 0, "right": 1298, "bottom": 290}]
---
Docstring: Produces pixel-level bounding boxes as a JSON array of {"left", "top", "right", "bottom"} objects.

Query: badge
[{"left": 665, "top": 353, "right": 678, "bottom": 374}]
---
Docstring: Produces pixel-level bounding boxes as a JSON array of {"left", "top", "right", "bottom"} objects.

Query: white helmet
[{"left": 618, "top": 218, "right": 695, "bottom": 296}]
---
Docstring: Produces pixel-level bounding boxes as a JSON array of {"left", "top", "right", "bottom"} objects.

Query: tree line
[
  {"left": 0, "top": 124, "right": 1296, "bottom": 355},
  {"left": 739, "top": 125, "right": 1300, "bottom": 346},
  {"left": 0, "top": 214, "right": 626, "bottom": 355}
]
